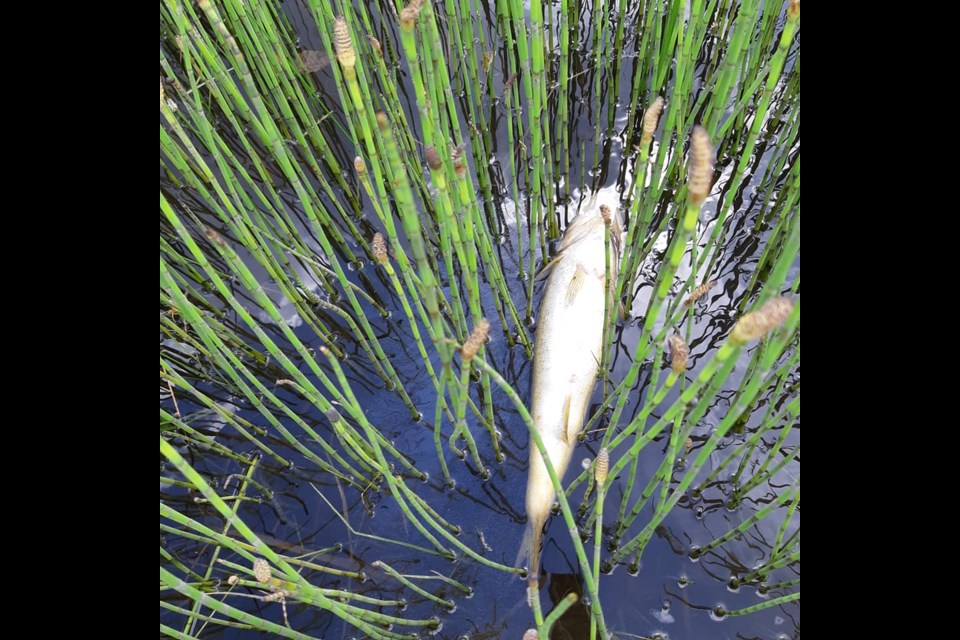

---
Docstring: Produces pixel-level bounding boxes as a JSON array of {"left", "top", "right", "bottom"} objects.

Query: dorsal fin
[
  {"left": 534, "top": 252, "right": 565, "bottom": 281},
  {"left": 565, "top": 264, "right": 586, "bottom": 306}
]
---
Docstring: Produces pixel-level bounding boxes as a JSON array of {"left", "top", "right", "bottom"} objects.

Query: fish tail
[{"left": 516, "top": 515, "right": 546, "bottom": 588}]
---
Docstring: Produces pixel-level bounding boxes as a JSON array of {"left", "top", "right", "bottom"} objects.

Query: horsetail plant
[{"left": 162, "top": 1, "right": 799, "bottom": 635}]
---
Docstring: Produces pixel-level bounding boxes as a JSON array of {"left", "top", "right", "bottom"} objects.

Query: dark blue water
[{"left": 160, "top": 1, "right": 800, "bottom": 637}]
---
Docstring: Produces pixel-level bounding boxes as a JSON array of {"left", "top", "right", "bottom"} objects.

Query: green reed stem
[
  {"left": 609, "top": 314, "right": 799, "bottom": 565},
  {"left": 183, "top": 453, "right": 259, "bottom": 635},
  {"left": 772, "top": 490, "right": 801, "bottom": 561},
  {"left": 450, "top": 360, "right": 486, "bottom": 475},
  {"left": 720, "top": 593, "right": 800, "bottom": 617},
  {"left": 761, "top": 578, "right": 801, "bottom": 593},
  {"left": 558, "top": 0, "right": 571, "bottom": 205},
  {"left": 730, "top": 446, "right": 800, "bottom": 508},
  {"left": 590, "top": 479, "right": 607, "bottom": 640},
  {"left": 543, "top": 592, "right": 580, "bottom": 637},
  {"left": 311, "top": 486, "right": 450, "bottom": 558},
  {"left": 318, "top": 348, "right": 455, "bottom": 557},
  {"left": 741, "top": 550, "right": 801, "bottom": 584},
  {"left": 693, "top": 483, "right": 798, "bottom": 559},
  {"left": 320, "top": 345, "right": 522, "bottom": 573},
  {"left": 601, "top": 216, "right": 614, "bottom": 398},
  {"left": 590, "top": 0, "right": 604, "bottom": 175},
  {"left": 471, "top": 355, "right": 608, "bottom": 635},
  {"left": 377, "top": 110, "right": 450, "bottom": 364},
  {"left": 695, "top": 395, "right": 800, "bottom": 495},
  {"left": 161, "top": 439, "right": 414, "bottom": 639},
  {"left": 698, "top": 3, "right": 799, "bottom": 279},
  {"left": 373, "top": 561, "right": 455, "bottom": 610}
]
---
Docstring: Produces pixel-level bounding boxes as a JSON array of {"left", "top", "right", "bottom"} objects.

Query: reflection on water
[
  {"left": 160, "top": 0, "right": 799, "bottom": 637},
  {"left": 546, "top": 573, "right": 590, "bottom": 640}
]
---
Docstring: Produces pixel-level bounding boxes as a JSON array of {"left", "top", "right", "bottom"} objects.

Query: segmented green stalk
[
  {"left": 161, "top": 439, "right": 420, "bottom": 639},
  {"left": 471, "top": 355, "right": 609, "bottom": 636},
  {"left": 719, "top": 593, "right": 801, "bottom": 617},
  {"left": 590, "top": 449, "right": 609, "bottom": 640},
  {"left": 162, "top": 2, "right": 801, "bottom": 631},
  {"left": 609, "top": 304, "right": 799, "bottom": 565},
  {"left": 558, "top": 0, "right": 571, "bottom": 205},
  {"left": 590, "top": 0, "right": 605, "bottom": 174},
  {"left": 372, "top": 561, "right": 455, "bottom": 609},
  {"left": 692, "top": 484, "right": 799, "bottom": 559},
  {"left": 698, "top": 1, "right": 800, "bottom": 279}
]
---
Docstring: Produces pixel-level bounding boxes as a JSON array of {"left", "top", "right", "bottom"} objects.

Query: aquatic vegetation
[{"left": 160, "top": 0, "right": 800, "bottom": 637}]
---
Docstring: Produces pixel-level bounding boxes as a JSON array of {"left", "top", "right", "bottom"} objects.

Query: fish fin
[
  {"left": 562, "top": 394, "right": 578, "bottom": 445},
  {"left": 514, "top": 521, "right": 534, "bottom": 568},
  {"left": 585, "top": 192, "right": 598, "bottom": 210},
  {"left": 609, "top": 227, "right": 622, "bottom": 264},
  {"left": 534, "top": 253, "right": 564, "bottom": 281},
  {"left": 516, "top": 517, "right": 546, "bottom": 588},
  {"left": 565, "top": 265, "right": 586, "bottom": 306}
]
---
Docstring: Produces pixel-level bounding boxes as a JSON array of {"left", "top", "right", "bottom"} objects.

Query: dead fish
[{"left": 517, "top": 197, "right": 623, "bottom": 585}]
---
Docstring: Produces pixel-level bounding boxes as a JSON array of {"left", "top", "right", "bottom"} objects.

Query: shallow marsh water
[{"left": 160, "top": 0, "right": 799, "bottom": 637}]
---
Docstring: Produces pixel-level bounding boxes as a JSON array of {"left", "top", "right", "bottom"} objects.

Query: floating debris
[{"left": 298, "top": 49, "right": 330, "bottom": 73}]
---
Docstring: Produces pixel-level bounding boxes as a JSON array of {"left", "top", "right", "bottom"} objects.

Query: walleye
[{"left": 517, "top": 199, "right": 623, "bottom": 584}]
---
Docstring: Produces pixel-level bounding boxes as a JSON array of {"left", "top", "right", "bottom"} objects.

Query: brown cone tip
[
  {"left": 354, "top": 156, "right": 367, "bottom": 175},
  {"left": 204, "top": 228, "right": 226, "bottom": 247},
  {"left": 683, "top": 280, "right": 718, "bottom": 307},
  {"left": 461, "top": 318, "right": 490, "bottom": 361},
  {"left": 372, "top": 232, "right": 388, "bottom": 264},
  {"left": 333, "top": 17, "right": 356, "bottom": 69},
  {"left": 425, "top": 145, "right": 442, "bottom": 170},
  {"left": 669, "top": 333, "right": 689, "bottom": 374},
  {"left": 730, "top": 297, "right": 794, "bottom": 345},
  {"left": 595, "top": 448, "right": 609, "bottom": 484},
  {"left": 367, "top": 35, "right": 382, "bottom": 58},
  {"left": 399, "top": 3, "right": 421, "bottom": 30},
  {"left": 642, "top": 96, "right": 665, "bottom": 140},
  {"left": 600, "top": 204, "right": 612, "bottom": 226},
  {"left": 688, "top": 126, "right": 714, "bottom": 205},
  {"left": 252, "top": 558, "right": 271, "bottom": 584},
  {"left": 376, "top": 112, "right": 390, "bottom": 129},
  {"left": 451, "top": 144, "right": 466, "bottom": 177}
]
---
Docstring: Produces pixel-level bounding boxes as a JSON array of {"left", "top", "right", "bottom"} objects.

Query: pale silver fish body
[{"left": 518, "top": 202, "right": 622, "bottom": 582}]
